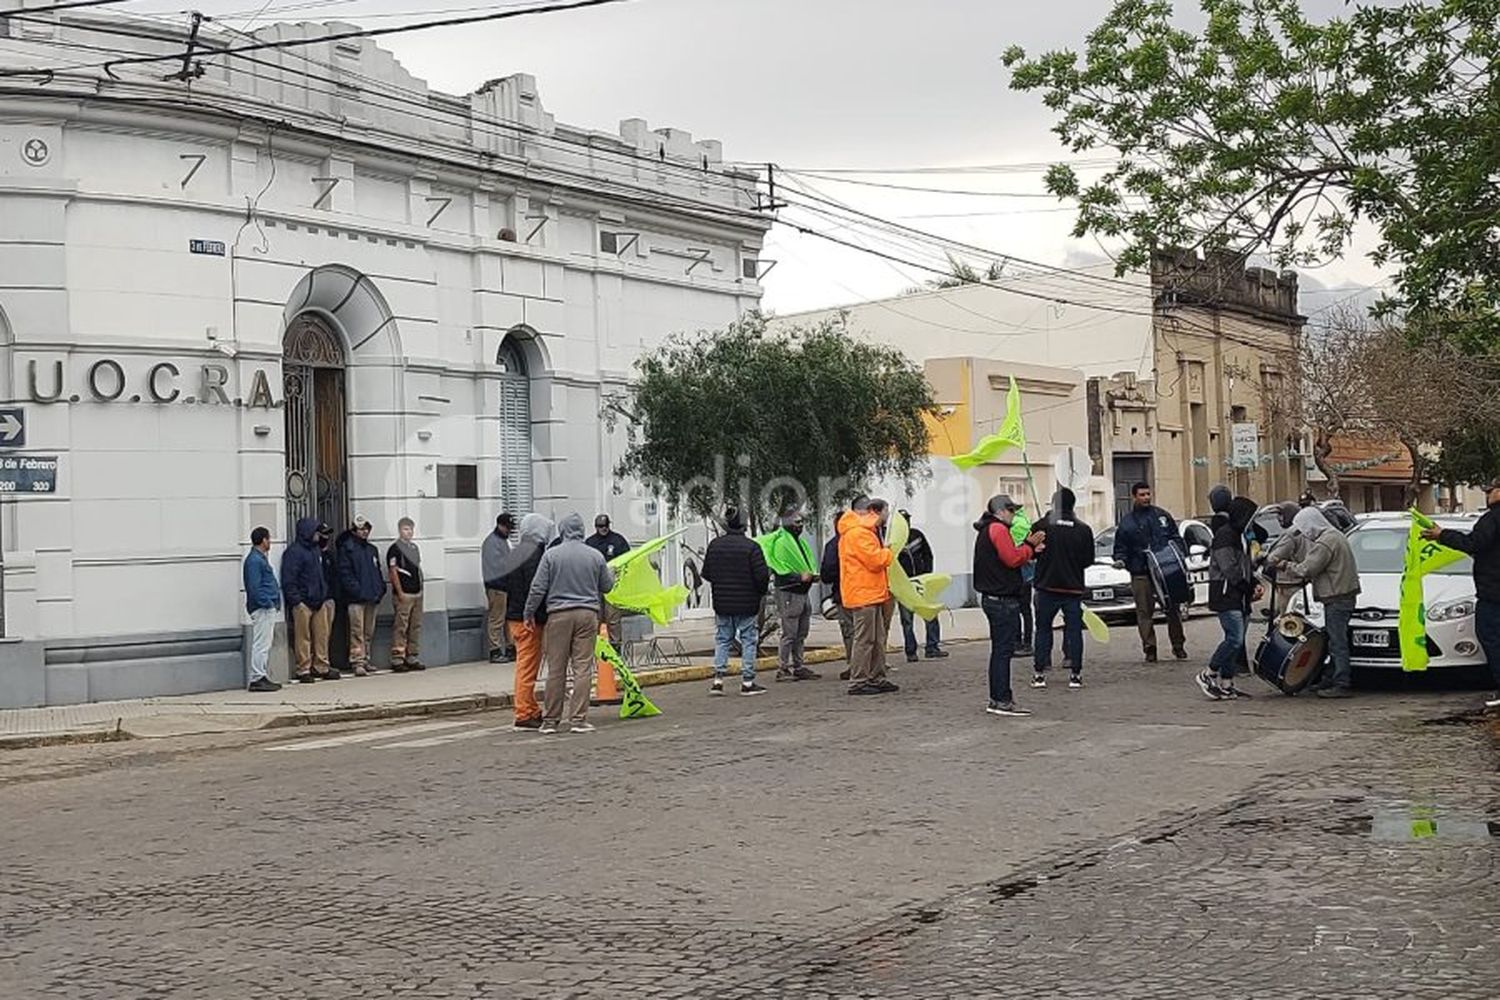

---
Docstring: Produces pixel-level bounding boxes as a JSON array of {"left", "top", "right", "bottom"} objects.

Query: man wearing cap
[
  {"left": 586, "top": 514, "right": 631, "bottom": 645},
  {"left": 974, "top": 494, "right": 1046, "bottom": 716},
  {"left": 1422, "top": 476, "right": 1500, "bottom": 710},
  {"left": 838, "top": 496, "right": 899, "bottom": 696},
  {"left": 336, "top": 515, "right": 386, "bottom": 677},
  {"left": 764, "top": 505, "right": 822, "bottom": 682},
  {"left": 897, "top": 510, "right": 946, "bottom": 663},
  {"left": 700, "top": 507, "right": 771, "bottom": 696},
  {"left": 482, "top": 514, "right": 516, "bottom": 663},
  {"left": 526, "top": 513, "right": 617, "bottom": 734}
]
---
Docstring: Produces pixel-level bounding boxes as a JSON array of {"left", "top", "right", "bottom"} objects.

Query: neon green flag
[
  {"left": 605, "top": 529, "right": 690, "bottom": 625},
  {"left": 757, "top": 528, "right": 818, "bottom": 577},
  {"left": 1398, "top": 509, "right": 1466, "bottom": 672},
  {"left": 595, "top": 635, "right": 661, "bottom": 719},
  {"left": 884, "top": 510, "right": 949, "bottom": 620},
  {"left": 952, "top": 376, "right": 1025, "bottom": 469},
  {"left": 1083, "top": 607, "right": 1111, "bottom": 644},
  {"left": 1010, "top": 508, "right": 1032, "bottom": 545}
]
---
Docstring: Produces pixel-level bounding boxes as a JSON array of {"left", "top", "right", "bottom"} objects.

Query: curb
[{"left": 0, "top": 638, "right": 984, "bottom": 750}]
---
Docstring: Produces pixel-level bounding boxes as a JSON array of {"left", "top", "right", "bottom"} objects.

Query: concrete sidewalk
[{"left": 0, "top": 607, "right": 997, "bottom": 748}]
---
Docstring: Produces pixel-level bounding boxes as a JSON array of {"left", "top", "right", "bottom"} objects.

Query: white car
[
  {"left": 1290, "top": 512, "right": 1483, "bottom": 671},
  {"left": 1085, "top": 520, "right": 1213, "bottom": 623}
]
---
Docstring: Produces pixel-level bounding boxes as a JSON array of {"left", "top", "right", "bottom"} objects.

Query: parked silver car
[{"left": 1290, "top": 512, "right": 1483, "bottom": 671}]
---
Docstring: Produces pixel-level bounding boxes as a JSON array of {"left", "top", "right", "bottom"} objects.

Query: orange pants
[{"left": 509, "top": 620, "right": 544, "bottom": 723}]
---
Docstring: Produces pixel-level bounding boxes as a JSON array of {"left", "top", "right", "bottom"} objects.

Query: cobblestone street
[{"left": 3, "top": 619, "right": 1497, "bottom": 998}]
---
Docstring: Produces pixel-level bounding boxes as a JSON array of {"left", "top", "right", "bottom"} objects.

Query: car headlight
[{"left": 1428, "top": 598, "right": 1476, "bottom": 623}]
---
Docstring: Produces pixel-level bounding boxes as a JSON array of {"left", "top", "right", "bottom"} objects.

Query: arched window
[
  {"left": 284, "top": 314, "right": 349, "bottom": 534},
  {"left": 497, "top": 333, "right": 533, "bottom": 515}
]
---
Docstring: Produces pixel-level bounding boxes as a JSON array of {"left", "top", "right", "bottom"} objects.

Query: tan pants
[
  {"left": 348, "top": 603, "right": 378, "bottom": 668},
  {"left": 848, "top": 602, "right": 891, "bottom": 685},
  {"left": 486, "top": 588, "right": 511, "bottom": 655},
  {"left": 543, "top": 607, "right": 598, "bottom": 724},
  {"left": 391, "top": 591, "right": 423, "bottom": 664},
  {"left": 1131, "top": 575, "right": 1185, "bottom": 655},
  {"left": 292, "top": 601, "right": 333, "bottom": 674}
]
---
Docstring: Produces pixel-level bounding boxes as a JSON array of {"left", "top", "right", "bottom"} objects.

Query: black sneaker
[
  {"left": 409, "top": 662, "right": 426, "bottom": 671},
  {"left": 906, "top": 653, "right": 919, "bottom": 663},
  {"left": 740, "top": 682, "right": 768, "bottom": 696},
  {"left": 488, "top": 649, "right": 504, "bottom": 664},
  {"left": 775, "top": 668, "right": 797, "bottom": 683},
  {"left": 513, "top": 717, "right": 542, "bottom": 731},
  {"left": 925, "top": 649, "right": 949, "bottom": 660},
  {"left": 317, "top": 669, "right": 341, "bottom": 681},
  {"left": 1144, "top": 651, "right": 1159, "bottom": 663},
  {"left": 1194, "top": 670, "right": 1222, "bottom": 700},
  {"left": 1172, "top": 647, "right": 1189, "bottom": 660},
  {"left": 792, "top": 666, "right": 821, "bottom": 681},
  {"left": 295, "top": 672, "right": 317, "bottom": 684},
  {"left": 709, "top": 678, "right": 725, "bottom": 696},
  {"left": 986, "top": 701, "right": 1031, "bottom": 717},
  {"left": 848, "top": 682, "right": 882, "bottom": 696},
  {"left": 873, "top": 679, "right": 900, "bottom": 693},
  {"left": 1030, "top": 673, "right": 1047, "bottom": 689},
  {"left": 391, "top": 663, "right": 411, "bottom": 673},
  {"left": 1316, "top": 686, "right": 1354, "bottom": 699},
  {"left": 1068, "top": 673, "right": 1083, "bottom": 689},
  {"left": 247, "top": 677, "right": 282, "bottom": 693},
  {"left": 538, "top": 720, "right": 559, "bottom": 735}
]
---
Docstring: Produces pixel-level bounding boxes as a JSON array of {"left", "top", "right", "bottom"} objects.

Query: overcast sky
[{"left": 126, "top": 0, "right": 1392, "bottom": 319}]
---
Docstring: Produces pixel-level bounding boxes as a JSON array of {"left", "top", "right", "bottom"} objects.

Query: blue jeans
[
  {"left": 713, "top": 614, "right": 760, "bottom": 683},
  {"left": 1034, "top": 591, "right": 1083, "bottom": 674},
  {"left": 1210, "top": 609, "right": 1249, "bottom": 679},
  {"left": 981, "top": 595, "right": 1021, "bottom": 704},
  {"left": 899, "top": 605, "right": 942, "bottom": 656},
  {"left": 1475, "top": 599, "right": 1500, "bottom": 688},
  {"left": 1323, "top": 596, "right": 1355, "bottom": 690}
]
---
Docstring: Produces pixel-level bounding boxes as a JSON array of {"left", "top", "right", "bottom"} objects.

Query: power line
[
  {"left": 781, "top": 170, "right": 1065, "bottom": 198},
  {"left": 13, "top": 0, "right": 134, "bottom": 12},
  {"left": 0, "top": 0, "right": 634, "bottom": 77},
  {"left": 0, "top": 9, "right": 765, "bottom": 209},
  {"left": 735, "top": 156, "right": 1118, "bottom": 175}
]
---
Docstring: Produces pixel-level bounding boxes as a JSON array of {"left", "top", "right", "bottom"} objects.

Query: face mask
[{"left": 788, "top": 524, "right": 803, "bottom": 536}]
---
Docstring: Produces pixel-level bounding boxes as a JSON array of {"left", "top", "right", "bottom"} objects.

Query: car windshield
[
  {"left": 1348, "top": 525, "right": 1473, "bottom": 576},
  {"left": 1253, "top": 511, "right": 1284, "bottom": 543},
  {"left": 1095, "top": 526, "right": 1115, "bottom": 558}
]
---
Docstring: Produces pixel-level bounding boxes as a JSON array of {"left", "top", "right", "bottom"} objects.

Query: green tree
[
  {"left": 926, "top": 254, "right": 1007, "bottom": 290},
  {"left": 1003, "top": 0, "right": 1500, "bottom": 341},
  {"left": 605, "top": 313, "right": 937, "bottom": 526}
]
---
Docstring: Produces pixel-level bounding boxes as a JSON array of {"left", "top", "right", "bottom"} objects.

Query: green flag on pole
[
  {"left": 1398, "top": 509, "right": 1466, "bottom": 672},
  {"left": 952, "top": 376, "right": 1025, "bottom": 469}
]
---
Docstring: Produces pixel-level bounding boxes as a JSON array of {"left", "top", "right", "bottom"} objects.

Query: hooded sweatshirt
[
  {"left": 336, "top": 527, "right": 386, "bottom": 604},
  {"left": 504, "top": 514, "right": 555, "bottom": 624},
  {"left": 481, "top": 527, "right": 512, "bottom": 590},
  {"left": 1033, "top": 490, "right": 1095, "bottom": 594},
  {"left": 1207, "top": 497, "right": 1259, "bottom": 613},
  {"left": 1282, "top": 506, "right": 1361, "bottom": 602},
  {"left": 280, "top": 517, "right": 329, "bottom": 611},
  {"left": 524, "top": 513, "right": 616, "bottom": 619},
  {"left": 837, "top": 509, "right": 892, "bottom": 609}
]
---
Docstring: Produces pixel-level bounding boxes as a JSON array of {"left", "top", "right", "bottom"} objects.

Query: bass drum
[
  {"left": 1253, "top": 617, "right": 1328, "bottom": 695},
  {"left": 1147, "top": 544, "right": 1192, "bottom": 608}
]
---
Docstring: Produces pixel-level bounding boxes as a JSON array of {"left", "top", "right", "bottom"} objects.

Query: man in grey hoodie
[
  {"left": 1270, "top": 506, "right": 1361, "bottom": 699},
  {"left": 482, "top": 514, "right": 516, "bottom": 663},
  {"left": 524, "top": 513, "right": 616, "bottom": 734}
]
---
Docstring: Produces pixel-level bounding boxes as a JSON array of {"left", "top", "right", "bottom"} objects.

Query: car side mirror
[{"left": 1189, "top": 544, "right": 1207, "bottom": 557}]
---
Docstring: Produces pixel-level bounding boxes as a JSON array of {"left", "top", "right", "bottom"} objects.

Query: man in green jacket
[{"left": 762, "top": 506, "right": 822, "bottom": 682}]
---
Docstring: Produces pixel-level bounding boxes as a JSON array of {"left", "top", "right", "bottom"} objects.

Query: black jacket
[
  {"left": 585, "top": 531, "right": 631, "bottom": 562},
  {"left": 1207, "top": 497, "right": 1259, "bottom": 613},
  {"left": 1439, "top": 501, "right": 1500, "bottom": 603},
  {"left": 1113, "top": 505, "right": 1181, "bottom": 577},
  {"left": 504, "top": 547, "right": 547, "bottom": 626},
  {"left": 898, "top": 527, "right": 935, "bottom": 577},
  {"left": 1033, "top": 511, "right": 1095, "bottom": 594},
  {"left": 336, "top": 530, "right": 387, "bottom": 604},
  {"left": 700, "top": 528, "right": 770, "bottom": 617},
  {"left": 280, "top": 517, "right": 328, "bottom": 611},
  {"left": 972, "top": 512, "right": 1035, "bottom": 598},
  {"left": 821, "top": 536, "right": 842, "bottom": 605}
]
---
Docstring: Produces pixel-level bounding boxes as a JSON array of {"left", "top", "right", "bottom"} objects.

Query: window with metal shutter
[{"left": 499, "top": 376, "right": 533, "bottom": 514}]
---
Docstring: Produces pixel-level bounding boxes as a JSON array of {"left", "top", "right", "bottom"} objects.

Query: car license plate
[
  {"left": 1092, "top": 588, "right": 1114, "bottom": 601},
  {"left": 1352, "top": 629, "right": 1390, "bottom": 648}
]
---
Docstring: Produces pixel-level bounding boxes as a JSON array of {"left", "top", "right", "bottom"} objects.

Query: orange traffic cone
[{"left": 593, "top": 623, "right": 623, "bottom": 705}]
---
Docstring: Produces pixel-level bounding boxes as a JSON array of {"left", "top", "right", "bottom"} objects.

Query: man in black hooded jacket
[{"left": 1030, "top": 489, "right": 1095, "bottom": 689}]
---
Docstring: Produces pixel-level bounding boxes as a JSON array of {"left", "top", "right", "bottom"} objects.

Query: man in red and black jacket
[{"left": 973, "top": 494, "right": 1046, "bottom": 717}]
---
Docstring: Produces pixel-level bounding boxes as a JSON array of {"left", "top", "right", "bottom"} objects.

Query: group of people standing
[{"left": 243, "top": 514, "right": 427, "bottom": 692}]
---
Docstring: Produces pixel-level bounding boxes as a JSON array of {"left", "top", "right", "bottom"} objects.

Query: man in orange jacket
[{"left": 838, "top": 496, "right": 899, "bottom": 696}]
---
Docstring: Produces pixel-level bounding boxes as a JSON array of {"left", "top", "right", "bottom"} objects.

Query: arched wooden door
[{"left": 283, "top": 314, "right": 349, "bottom": 537}]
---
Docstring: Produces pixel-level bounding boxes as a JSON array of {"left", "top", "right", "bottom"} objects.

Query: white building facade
[{"left": 0, "top": 7, "right": 768, "bottom": 706}]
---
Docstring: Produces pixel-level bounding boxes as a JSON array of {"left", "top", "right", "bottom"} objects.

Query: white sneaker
[
  {"left": 538, "top": 721, "right": 558, "bottom": 735},
  {"left": 569, "top": 722, "right": 597, "bottom": 734},
  {"left": 709, "top": 678, "right": 725, "bottom": 696},
  {"left": 1484, "top": 693, "right": 1500, "bottom": 709},
  {"left": 1030, "top": 673, "right": 1047, "bottom": 689}
]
